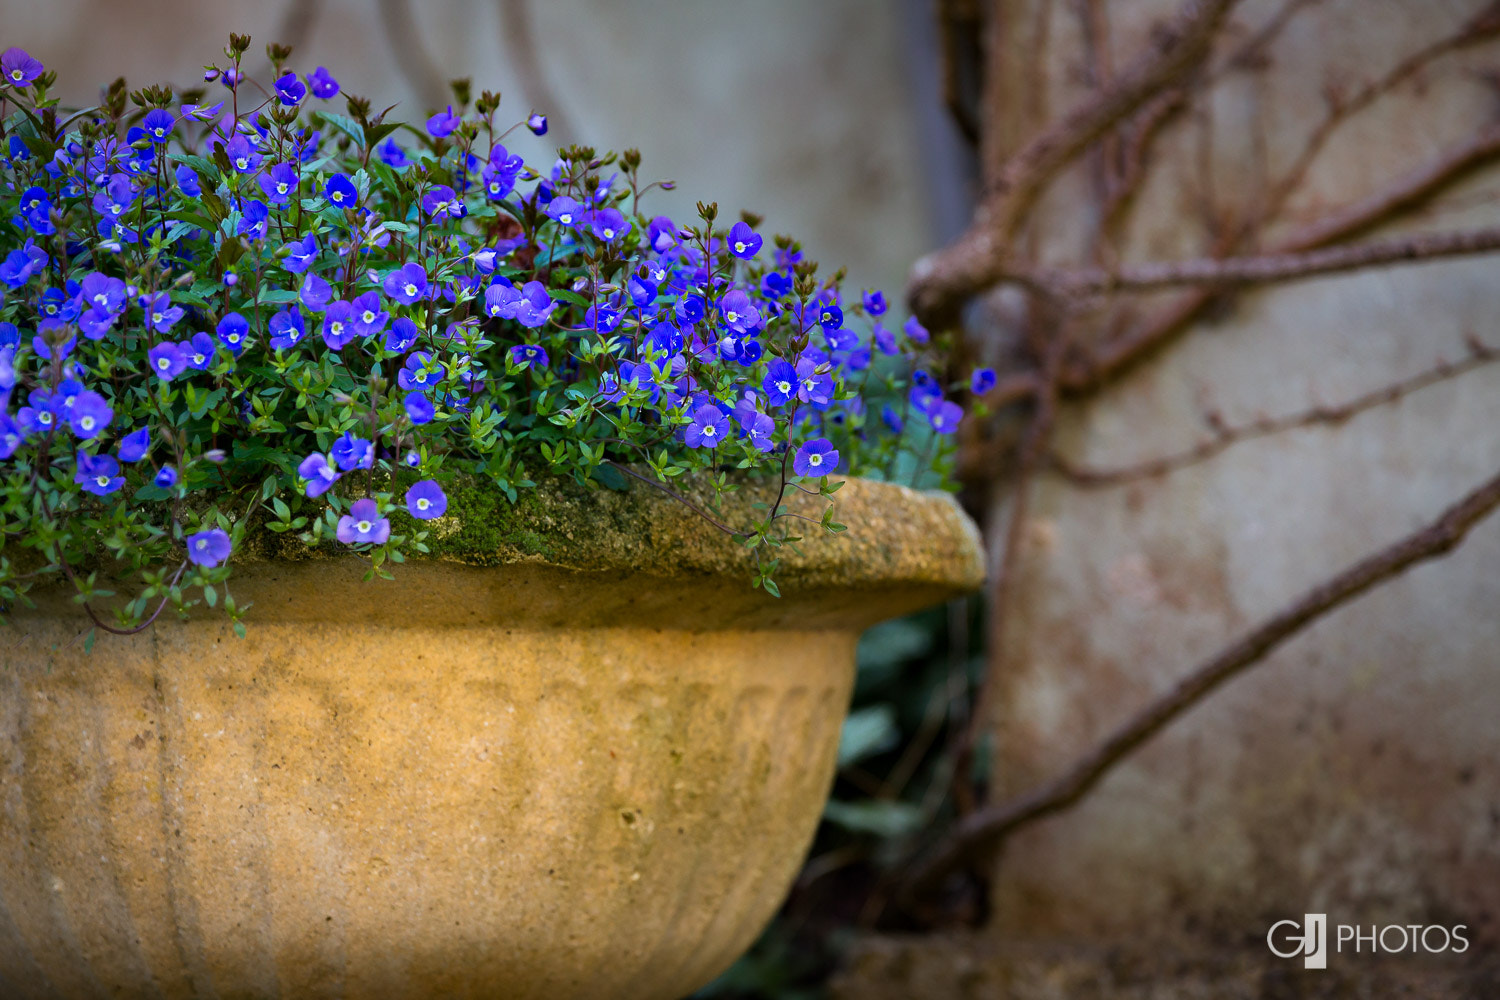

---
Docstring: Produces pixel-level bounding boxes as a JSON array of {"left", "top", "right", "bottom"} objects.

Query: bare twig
[
  {"left": 606, "top": 460, "right": 741, "bottom": 537},
  {"left": 909, "top": 0, "right": 1242, "bottom": 327},
  {"left": 897, "top": 465, "right": 1500, "bottom": 905},
  {"left": 1051, "top": 339, "right": 1500, "bottom": 487},
  {"left": 1026, "top": 226, "right": 1500, "bottom": 295}
]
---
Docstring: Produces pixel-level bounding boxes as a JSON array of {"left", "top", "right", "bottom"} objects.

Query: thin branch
[
  {"left": 1051, "top": 338, "right": 1500, "bottom": 487},
  {"left": 1078, "top": 123, "right": 1500, "bottom": 384},
  {"left": 897, "top": 465, "right": 1500, "bottom": 906},
  {"left": 909, "top": 0, "right": 1242, "bottom": 326},
  {"left": 1027, "top": 226, "right": 1500, "bottom": 295}
]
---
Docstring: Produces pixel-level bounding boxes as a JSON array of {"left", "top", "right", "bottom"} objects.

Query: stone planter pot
[{"left": 0, "top": 477, "right": 982, "bottom": 999}]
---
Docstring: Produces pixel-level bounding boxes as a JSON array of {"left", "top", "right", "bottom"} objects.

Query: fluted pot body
[{"left": 0, "top": 478, "right": 983, "bottom": 999}]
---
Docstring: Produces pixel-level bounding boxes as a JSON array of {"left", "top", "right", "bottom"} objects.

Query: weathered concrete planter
[{"left": 0, "top": 477, "right": 982, "bottom": 999}]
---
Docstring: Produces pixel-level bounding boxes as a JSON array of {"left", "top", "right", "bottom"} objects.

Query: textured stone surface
[{"left": 0, "top": 479, "right": 983, "bottom": 999}]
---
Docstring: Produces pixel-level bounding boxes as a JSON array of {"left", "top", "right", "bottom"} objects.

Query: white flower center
[
  {"left": 809, "top": 453, "right": 822, "bottom": 467},
  {"left": 79, "top": 416, "right": 95, "bottom": 431},
  {"left": 726, "top": 311, "right": 738, "bottom": 323},
  {"left": 235, "top": 157, "right": 248, "bottom": 169},
  {"left": 277, "top": 182, "right": 288, "bottom": 194},
  {"left": 152, "top": 312, "right": 163, "bottom": 323},
  {"left": 404, "top": 283, "right": 417, "bottom": 297},
  {"left": 356, "top": 520, "right": 371, "bottom": 533},
  {"left": 416, "top": 498, "right": 430, "bottom": 510},
  {"left": 362, "top": 310, "right": 376, "bottom": 323},
  {"left": 95, "top": 475, "right": 110, "bottom": 487},
  {"left": 777, "top": 380, "right": 790, "bottom": 394},
  {"left": 330, "top": 322, "right": 343, "bottom": 336},
  {"left": 734, "top": 241, "right": 746, "bottom": 253},
  {"left": 157, "top": 357, "right": 170, "bottom": 370}
]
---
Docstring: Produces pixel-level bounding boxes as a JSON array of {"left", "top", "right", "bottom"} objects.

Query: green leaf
[
  {"left": 821, "top": 799, "right": 922, "bottom": 838},
  {"left": 316, "top": 110, "right": 367, "bottom": 147},
  {"left": 837, "top": 705, "right": 900, "bottom": 768}
]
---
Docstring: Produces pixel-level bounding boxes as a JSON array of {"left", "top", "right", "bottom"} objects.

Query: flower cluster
[{"left": 0, "top": 37, "right": 993, "bottom": 631}]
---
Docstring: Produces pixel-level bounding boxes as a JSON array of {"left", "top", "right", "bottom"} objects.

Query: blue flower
[
  {"left": 68, "top": 390, "right": 112, "bottom": 440},
  {"left": 527, "top": 112, "right": 548, "bottom": 136},
  {"left": 225, "top": 134, "right": 262, "bottom": 174},
  {"left": 376, "top": 138, "right": 408, "bottom": 169},
  {"left": 399, "top": 351, "right": 441, "bottom": 390},
  {"left": 881, "top": 404, "right": 904, "bottom": 434},
  {"left": 971, "top": 367, "right": 997, "bottom": 395},
  {"left": 269, "top": 307, "right": 306, "bottom": 350},
  {"left": 117, "top": 426, "right": 150, "bottom": 462},
  {"left": 274, "top": 71, "right": 306, "bottom": 106},
  {"left": 863, "top": 290, "right": 888, "bottom": 316},
  {"left": 325, "top": 172, "right": 357, "bottom": 208},
  {"left": 903, "top": 316, "right": 930, "bottom": 345},
  {"left": 685, "top": 403, "right": 732, "bottom": 449},
  {"left": 590, "top": 208, "right": 629, "bottom": 243},
  {"left": 183, "top": 332, "right": 215, "bottom": 370},
  {"left": 350, "top": 291, "right": 388, "bottom": 339},
  {"left": 515, "top": 281, "right": 556, "bottom": 328},
  {"left": 1, "top": 239, "right": 47, "bottom": 287},
  {"left": 140, "top": 107, "right": 175, "bottom": 143},
  {"left": 216, "top": 312, "right": 249, "bottom": 354},
  {"left": 427, "top": 105, "right": 461, "bottom": 138},
  {"left": 154, "top": 465, "right": 178, "bottom": 489},
  {"left": 405, "top": 479, "right": 447, "bottom": 519},
  {"left": 0, "top": 414, "right": 18, "bottom": 459},
  {"left": 75, "top": 451, "right": 123, "bottom": 496},
  {"left": 546, "top": 196, "right": 583, "bottom": 227},
  {"left": 322, "top": 300, "right": 356, "bottom": 350},
  {"left": 336, "top": 498, "right": 390, "bottom": 544},
  {"left": 404, "top": 391, "right": 435, "bottom": 424},
  {"left": 727, "top": 221, "right": 762, "bottom": 259},
  {"left": 331, "top": 432, "right": 374, "bottom": 471},
  {"left": 259, "top": 162, "right": 299, "bottom": 206},
  {"left": 306, "top": 67, "right": 339, "bottom": 99},
  {"left": 141, "top": 292, "right": 184, "bottom": 333},
  {"left": 300, "top": 272, "right": 332, "bottom": 309},
  {"left": 795, "top": 357, "right": 835, "bottom": 406},
  {"left": 421, "top": 184, "right": 464, "bottom": 220},
  {"left": 793, "top": 438, "right": 839, "bottom": 477},
  {"left": 763, "top": 357, "right": 797, "bottom": 407},
  {"left": 819, "top": 303, "right": 844, "bottom": 330},
  {"left": 509, "top": 344, "right": 549, "bottom": 369},
  {"left": 386, "top": 317, "right": 419, "bottom": 352},
  {"left": 175, "top": 164, "right": 202, "bottom": 197},
  {"left": 383, "top": 262, "right": 428, "bottom": 304},
  {"left": 928, "top": 399, "right": 963, "bottom": 434},
  {"left": 186, "top": 527, "right": 232, "bottom": 567},
  {"left": 297, "top": 452, "right": 340, "bottom": 497},
  {"left": 720, "top": 290, "right": 761, "bottom": 334},
  {"left": 283, "top": 231, "right": 318, "bottom": 273}
]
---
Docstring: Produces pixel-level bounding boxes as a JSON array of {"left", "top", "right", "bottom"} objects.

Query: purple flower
[
  {"left": 647, "top": 215, "right": 678, "bottom": 253},
  {"left": 142, "top": 292, "right": 184, "bottom": 333},
  {"left": 763, "top": 357, "right": 797, "bottom": 407},
  {"left": 386, "top": 317, "right": 419, "bottom": 352},
  {"left": 427, "top": 105, "right": 461, "bottom": 138},
  {"left": 1, "top": 240, "right": 48, "bottom": 287},
  {"left": 300, "top": 272, "right": 332, "bottom": 309},
  {"left": 971, "top": 367, "right": 997, "bottom": 395},
  {"left": 322, "top": 300, "right": 356, "bottom": 350},
  {"left": 881, "top": 405, "right": 903, "bottom": 433},
  {"left": 259, "top": 162, "right": 299, "bottom": 206},
  {"left": 117, "top": 426, "right": 150, "bottom": 462},
  {"left": 69, "top": 390, "right": 112, "bottom": 440},
  {"left": 1, "top": 47, "right": 44, "bottom": 87},
  {"left": 269, "top": 307, "right": 306, "bottom": 350},
  {"left": 75, "top": 451, "right": 123, "bottom": 497},
  {"left": 325, "top": 172, "right": 357, "bottom": 208},
  {"left": 793, "top": 438, "right": 839, "bottom": 478},
  {"left": 298, "top": 452, "right": 340, "bottom": 498},
  {"left": 509, "top": 344, "right": 549, "bottom": 369},
  {"left": 928, "top": 399, "right": 963, "bottom": 434},
  {"left": 545, "top": 196, "right": 583, "bottom": 226},
  {"left": 795, "top": 357, "right": 835, "bottom": 406},
  {"left": 590, "top": 208, "right": 630, "bottom": 243},
  {"left": 863, "top": 290, "right": 888, "bottom": 316},
  {"left": 224, "top": 133, "right": 262, "bottom": 174},
  {"left": 727, "top": 221, "right": 762, "bottom": 259},
  {"left": 175, "top": 164, "right": 202, "bottom": 197},
  {"left": 405, "top": 479, "right": 448, "bottom": 519},
  {"left": 903, "top": 316, "right": 930, "bottom": 345},
  {"left": 186, "top": 527, "right": 232, "bottom": 567},
  {"left": 421, "top": 184, "right": 464, "bottom": 220},
  {"left": 283, "top": 231, "right": 318, "bottom": 273},
  {"left": 331, "top": 432, "right": 374, "bottom": 471},
  {"left": 628, "top": 275, "right": 657, "bottom": 307},
  {"left": 527, "top": 112, "right": 548, "bottom": 136},
  {"left": 819, "top": 303, "right": 843, "bottom": 330},
  {"left": 336, "top": 498, "right": 390, "bottom": 545},
  {"left": 383, "top": 262, "right": 429, "bottom": 304},
  {"left": 154, "top": 465, "right": 178, "bottom": 489},
  {"left": 0, "top": 414, "right": 18, "bottom": 459},
  {"left": 376, "top": 138, "right": 408, "bottom": 169},
  {"left": 404, "top": 391, "right": 435, "bottom": 425},
  {"left": 350, "top": 291, "right": 388, "bottom": 339},
  {"left": 142, "top": 108, "right": 175, "bottom": 143},
  {"left": 274, "top": 71, "right": 306, "bottom": 106},
  {"left": 306, "top": 67, "right": 339, "bottom": 99},
  {"left": 873, "top": 323, "right": 898, "bottom": 356},
  {"left": 685, "top": 403, "right": 732, "bottom": 449},
  {"left": 720, "top": 290, "right": 761, "bottom": 334},
  {"left": 183, "top": 332, "right": 215, "bottom": 370},
  {"left": 216, "top": 312, "right": 249, "bottom": 354},
  {"left": 399, "top": 351, "right": 440, "bottom": 390},
  {"left": 515, "top": 281, "right": 556, "bottom": 328}
]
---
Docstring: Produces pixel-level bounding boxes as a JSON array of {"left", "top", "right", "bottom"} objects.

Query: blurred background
[{"left": 14, "top": 1, "right": 1500, "bottom": 997}]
